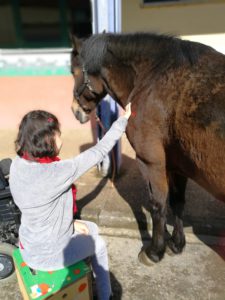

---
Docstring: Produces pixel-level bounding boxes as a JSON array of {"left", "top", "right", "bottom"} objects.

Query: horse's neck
[{"left": 102, "top": 65, "right": 134, "bottom": 107}]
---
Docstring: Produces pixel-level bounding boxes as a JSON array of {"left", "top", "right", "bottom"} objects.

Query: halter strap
[{"left": 75, "top": 66, "right": 94, "bottom": 100}]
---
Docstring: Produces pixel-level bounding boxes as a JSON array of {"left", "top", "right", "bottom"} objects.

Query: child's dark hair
[{"left": 15, "top": 110, "right": 61, "bottom": 159}]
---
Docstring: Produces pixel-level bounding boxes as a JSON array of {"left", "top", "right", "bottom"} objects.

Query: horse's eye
[
  {"left": 83, "top": 91, "right": 96, "bottom": 101},
  {"left": 85, "top": 94, "right": 95, "bottom": 101},
  {"left": 91, "top": 90, "right": 98, "bottom": 96}
]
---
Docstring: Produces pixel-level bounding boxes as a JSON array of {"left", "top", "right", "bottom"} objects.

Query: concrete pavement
[
  {"left": 0, "top": 230, "right": 225, "bottom": 300},
  {"left": 0, "top": 129, "right": 225, "bottom": 299}
]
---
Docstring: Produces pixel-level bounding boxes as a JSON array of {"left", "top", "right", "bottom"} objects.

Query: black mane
[{"left": 80, "top": 32, "right": 213, "bottom": 75}]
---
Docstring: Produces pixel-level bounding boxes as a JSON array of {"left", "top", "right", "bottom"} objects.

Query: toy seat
[{"left": 13, "top": 248, "right": 93, "bottom": 300}]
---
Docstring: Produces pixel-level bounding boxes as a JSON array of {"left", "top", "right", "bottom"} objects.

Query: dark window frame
[
  {"left": 0, "top": 0, "right": 92, "bottom": 49},
  {"left": 141, "top": 0, "right": 219, "bottom": 5}
]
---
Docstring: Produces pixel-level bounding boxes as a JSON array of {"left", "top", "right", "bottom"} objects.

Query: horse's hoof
[
  {"left": 138, "top": 249, "right": 159, "bottom": 266},
  {"left": 167, "top": 238, "right": 185, "bottom": 254},
  {"left": 165, "top": 245, "right": 176, "bottom": 256}
]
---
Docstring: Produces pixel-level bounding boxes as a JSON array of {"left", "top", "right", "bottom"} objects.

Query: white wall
[{"left": 122, "top": 0, "right": 225, "bottom": 54}]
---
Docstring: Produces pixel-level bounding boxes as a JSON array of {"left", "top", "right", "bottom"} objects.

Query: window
[
  {"left": 142, "top": 0, "right": 217, "bottom": 7},
  {"left": 0, "top": 0, "right": 92, "bottom": 49},
  {"left": 143, "top": 0, "right": 181, "bottom": 3},
  {"left": 142, "top": 0, "right": 213, "bottom": 4}
]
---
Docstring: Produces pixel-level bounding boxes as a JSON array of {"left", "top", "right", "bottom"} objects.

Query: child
[{"left": 9, "top": 104, "right": 131, "bottom": 300}]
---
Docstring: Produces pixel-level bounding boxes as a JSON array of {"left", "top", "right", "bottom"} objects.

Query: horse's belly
[{"left": 175, "top": 127, "right": 225, "bottom": 201}]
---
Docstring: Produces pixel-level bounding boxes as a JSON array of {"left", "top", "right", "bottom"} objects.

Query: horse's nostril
[
  {"left": 83, "top": 108, "right": 91, "bottom": 113},
  {"left": 81, "top": 105, "right": 91, "bottom": 113},
  {"left": 75, "top": 110, "right": 80, "bottom": 120}
]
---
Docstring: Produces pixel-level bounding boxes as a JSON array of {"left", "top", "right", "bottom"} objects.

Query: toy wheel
[{"left": 0, "top": 243, "right": 16, "bottom": 282}]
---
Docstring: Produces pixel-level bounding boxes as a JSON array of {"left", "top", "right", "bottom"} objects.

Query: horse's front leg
[{"left": 136, "top": 152, "right": 169, "bottom": 266}]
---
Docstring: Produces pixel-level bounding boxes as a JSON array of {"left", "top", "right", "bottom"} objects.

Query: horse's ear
[{"left": 70, "top": 33, "right": 82, "bottom": 53}]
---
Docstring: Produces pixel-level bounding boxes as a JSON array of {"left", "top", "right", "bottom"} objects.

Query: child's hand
[
  {"left": 124, "top": 103, "right": 131, "bottom": 120},
  {"left": 74, "top": 220, "right": 89, "bottom": 235}
]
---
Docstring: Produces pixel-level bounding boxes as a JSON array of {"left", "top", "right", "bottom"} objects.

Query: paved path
[
  {"left": 0, "top": 230, "right": 225, "bottom": 300},
  {"left": 0, "top": 129, "right": 225, "bottom": 299}
]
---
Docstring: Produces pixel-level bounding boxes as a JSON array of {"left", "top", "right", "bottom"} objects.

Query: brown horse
[{"left": 71, "top": 32, "right": 225, "bottom": 265}]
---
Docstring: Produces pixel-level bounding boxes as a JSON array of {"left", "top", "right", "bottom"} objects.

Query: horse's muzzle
[{"left": 71, "top": 106, "right": 89, "bottom": 124}]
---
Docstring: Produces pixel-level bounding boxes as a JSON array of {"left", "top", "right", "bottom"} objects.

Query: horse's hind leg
[
  {"left": 167, "top": 173, "right": 187, "bottom": 254},
  {"left": 136, "top": 157, "right": 169, "bottom": 266}
]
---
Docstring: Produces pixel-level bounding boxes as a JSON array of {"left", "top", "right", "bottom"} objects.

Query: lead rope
[{"left": 95, "top": 114, "right": 116, "bottom": 188}]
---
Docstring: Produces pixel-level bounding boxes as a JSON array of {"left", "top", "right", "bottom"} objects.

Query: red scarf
[{"left": 22, "top": 153, "right": 77, "bottom": 215}]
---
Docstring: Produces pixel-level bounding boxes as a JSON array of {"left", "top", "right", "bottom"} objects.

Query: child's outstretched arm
[
  {"left": 71, "top": 103, "right": 131, "bottom": 181},
  {"left": 123, "top": 103, "right": 131, "bottom": 120}
]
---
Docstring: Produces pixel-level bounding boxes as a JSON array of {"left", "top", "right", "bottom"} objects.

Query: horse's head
[{"left": 70, "top": 36, "right": 106, "bottom": 123}]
